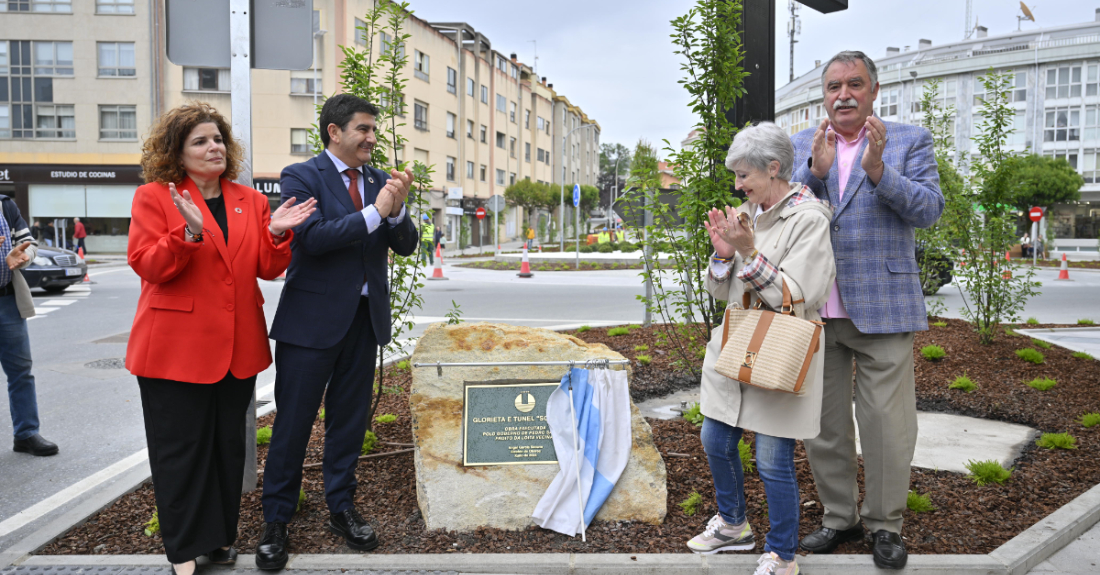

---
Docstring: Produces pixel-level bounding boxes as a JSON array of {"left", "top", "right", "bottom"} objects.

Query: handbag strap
[
  {"left": 740, "top": 279, "right": 794, "bottom": 315},
  {"left": 737, "top": 310, "right": 775, "bottom": 383}
]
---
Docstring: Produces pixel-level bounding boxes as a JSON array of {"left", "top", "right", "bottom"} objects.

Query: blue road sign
[{"left": 572, "top": 184, "right": 580, "bottom": 207}]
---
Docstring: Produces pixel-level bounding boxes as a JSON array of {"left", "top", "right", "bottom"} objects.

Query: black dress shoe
[
  {"left": 13, "top": 434, "right": 58, "bottom": 456},
  {"left": 205, "top": 547, "right": 237, "bottom": 565},
  {"left": 872, "top": 529, "right": 908, "bottom": 569},
  {"left": 255, "top": 522, "right": 289, "bottom": 570},
  {"left": 328, "top": 508, "right": 379, "bottom": 552},
  {"left": 800, "top": 523, "right": 864, "bottom": 554}
]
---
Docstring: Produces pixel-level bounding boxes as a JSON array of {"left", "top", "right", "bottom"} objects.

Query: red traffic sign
[
  {"left": 475, "top": 207, "right": 487, "bottom": 220},
  {"left": 1029, "top": 207, "right": 1043, "bottom": 222}
]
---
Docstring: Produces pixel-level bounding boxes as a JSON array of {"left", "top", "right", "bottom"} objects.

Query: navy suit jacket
[{"left": 269, "top": 152, "right": 418, "bottom": 349}]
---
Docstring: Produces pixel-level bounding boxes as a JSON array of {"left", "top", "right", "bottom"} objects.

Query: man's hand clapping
[
  {"left": 861, "top": 116, "right": 887, "bottom": 185},
  {"left": 810, "top": 119, "right": 836, "bottom": 180}
]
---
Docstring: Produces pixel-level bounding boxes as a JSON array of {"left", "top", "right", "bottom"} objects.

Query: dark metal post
[{"left": 725, "top": 0, "right": 777, "bottom": 127}]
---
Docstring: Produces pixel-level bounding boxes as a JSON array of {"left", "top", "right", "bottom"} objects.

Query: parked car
[
  {"left": 916, "top": 246, "right": 954, "bottom": 296},
  {"left": 22, "top": 246, "right": 87, "bottom": 293}
]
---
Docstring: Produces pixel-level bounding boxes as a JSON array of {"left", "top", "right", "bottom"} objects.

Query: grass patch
[
  {"left": 679, "top": 491, "right": 703, "bottom": 516},
  {"left": 143, "top": 508, "right": 160, "bottom": 537},
  {"left": 1078, "top": 413, "right": 1100, "bottom": 428},
  {"left": 949, "top": 374, "right": 977, "bottom": 393},
  {"left": 374, "top": 413, "right": 397, "bottom": 424},
  {"left": 636, "top": 354, "right": 652, "bottom": 366},
  {"left": 1015, "top": 348, "right": 1045, "bottom": 364},
  {"left": 931, "top": 321, "right": 947, "bottom": 327},
  {"left": 1027, "top": 377, "right": 1057, "bottom": 391},
  {"left": 607, "top": 327, "right": 630, "bottom": 336},
  {"left": 906, "top": 490, "right": 935, "bottom": 513},
  {"left": 965, "top": 459, "right": 1012, "bottom": 486},
  {"left": 682, "top": 402, "right": 704, "bottom": 427},
  {"left": 1026, "top": 317, "right": 1040, "bottom": 325},
  {"left": 256, "top": 425, "right": 273, "bottom": 446},
  {"left": 576, "top": 325, "right": 591, "bottom": 333},
  {"left": 738, "top": 438, "right": 755, "bottom": 474},
  {"left": 1072, "top": 351, "right": 1095, "bottom": 360},
  {"left": 1078, "top": 318, "right": 1096, "bottom": 325},
  {"left": 1030, "top": 339, "right": 1052, "bottom": 349},
  {"left": 296, "top": 488, "right": 306, "bottom": 514},
  {"left": 395, "top": 360, "right": 411, "bottom": 371},
  {"left": 318, "top": 408, "right": 325, "bottom": 420},
  {"left": 1036, "top": 432, "right": 1077, "bottom": 450},
  {"left": 634, "top": 344, "right": 649, "bottom": 352},
  {"left": 920, "top": 345, "right": 946, "bottom": 361},
  {"left": 628, "top": 324, "right": 643, "bottom": 330},
  {"left": 361, "top": 430, "right": 377, "bottom": 455}
]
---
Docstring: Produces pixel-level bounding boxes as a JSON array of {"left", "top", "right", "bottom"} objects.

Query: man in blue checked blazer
[{"left": 789, "top": 51, "right": 943, "bottom": 570}]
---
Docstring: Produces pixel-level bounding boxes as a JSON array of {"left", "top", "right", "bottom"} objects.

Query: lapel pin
[
  {"left": 234, "top": 207, "right": 243, "bottom": 213},
  {"left": 368, "top": 177, "right": 375, "bottom": 184}
]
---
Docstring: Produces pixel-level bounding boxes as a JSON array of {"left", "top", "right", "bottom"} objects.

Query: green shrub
[
  {"left": 296, "top": 488, "right": 306, "bottom": 514},
  {"left": 636, "top": 354, "right": 652, "bottom": 366},
  {"left": 1004, "top": 327, "right": 1019, "bottom": 337},
  {"left": 1027, "top": 377, "right": 1057, "bottom": 391},
  {"left": 143, "top": 508, "right": 160, "bottom": 537},
  {"left": 1026, "top": 317, "right": 1039, "bottom": 325},
  {"left": 906, "top": 491, "right": 934, "bottom": 513},
  {"left": 682, "top": 402, "right": 704, "bottom": 427},
  {"left": 1036, "top": 432, "right": 1077, "bottom": 450},
  {"left": 634, "top": 344, "right": 649, "bottom": 352},
  {"left": 965, "top": 459, "right": 1012, "bottom": 486},
  {"left": 256, "top": 425, "right": 273, "bottom": 446},
  {"left": 1078, "top": 318, "right": 1096, "bottom": 325},
  {"left": 579, "top": 245, "right": 594, "bottom": 253},
  {"left": 618, "top": 242, "right": 638, "bottom": 252},
  {"left": 576, "top": 325, "right": 591, "bottom": 333},
  {"left": 738, "top": 438, "right": 755, "bottom": 474},
  {"left": 361, "top": 430, "right": 377, "bottom": 455},
  {"left": 1030, "top": 339, "right": 1052, "bottom": 349},
  {"left": 1016, "top": 349, "right": 1045, "bottom": 364},
  {"left": 596, "top": 243, "right": 614, "bottom": 253},
  {"left": 931, "top": 321, "right": 947, "bottom": 327},
  {"left": 319, "top": 408, "right": 326, "bottom": 420},
  {"left": 375, "top": 413, "right": 397, "bottom": 424},
  {"left": 949, "top": 374, "right": 977, "bottom": 393},
  {"left": 628, "top": 324, "right": 642, "bottom": 330},
  {"left": 1078, "top": 412, "right": 1100, "bottom": 428},
  {"left": 608, "top": 327, "right": 630, "bottom": 336},
  {"left": 920, "top": 345, "right": 946, "bottom": 361},
  {"left": 1072, "top": 352, "right": 1095, "bottom": 360},
  {"left": 679, "top": 491, "right": 703, "bottom": 516}
]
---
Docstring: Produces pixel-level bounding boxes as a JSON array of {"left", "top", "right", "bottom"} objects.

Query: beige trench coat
[{"left": 700, "top": 182, "right": 836, "bottom": 440}]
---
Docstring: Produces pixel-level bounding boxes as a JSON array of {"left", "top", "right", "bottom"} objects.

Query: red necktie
[{"left": 345, "top": 168, "right": 364, "bottom": 211}]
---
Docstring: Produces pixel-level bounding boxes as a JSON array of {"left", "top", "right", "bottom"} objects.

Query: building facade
[
  {"left": 0, "top": 0, "right": 600, "bottom": 252},
  {"left": 776, "top": 8, "right": 1100, "bottom": 249}
]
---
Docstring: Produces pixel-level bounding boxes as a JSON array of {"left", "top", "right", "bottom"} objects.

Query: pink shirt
[{"left": 818, "top": 124, "right": 868, "bottom": 319}]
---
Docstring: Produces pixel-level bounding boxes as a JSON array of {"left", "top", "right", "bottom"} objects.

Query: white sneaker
[
  {"left": 686, "top": 513, "right": 755, "bottom": 554},
  {"left": 753, "top": 551, "right": 799, "bottom": 575}
]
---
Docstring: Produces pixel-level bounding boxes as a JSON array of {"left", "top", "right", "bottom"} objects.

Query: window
[
  {"left": 413, "top": 50, "right": 429, "bottom": 82},
  {"left": 497, "top": 55, "right": 507, "bottom": 72},
  {"left": 496, "top": 131, "right": 505, "bottom": 149},
  {"left": 379, "top": 89, "right": 405, "bottom": 116},
  {"left": 1008, "top": 109, "right": 1027, "bottom": 147},
  {"left": 537, "top": 148, "right": 545, "bottom": 162},
  {"left": 354, "top": 18, "right": 367, "bottom": 46},
  {"left": 466, "top": 161, "right": 474, "bottom": 179},
  {"left": 878, "top": 87, "right": 898, "bottom": 117},
  {"left": 480, "top": 165, "right": 487, "bottom": 182},
  {"left": 544, "top": 149, "right": 552, "bottom": 165},
  {"left": 1044, "top": 149, "right": 1078, "bottom": 170},
  {"left": 446, "top": 156, "right": 456, "bottom": 181},
  {"left": 0, "top": 105, "right": 9, "bottom": 138},
  {"left": 466, "top": 78, "right": 474, "bottom": 96},
  {"left": 537, "top": 116, "right": 545, "bottom": 131},
  {"left": 510, "top": 136, "right": 516, "bottom": 157},
  {"left": 380, "top": 32, "right": 404, "bottom": 57},
  {"left": 974, "top": 71, "right": 1027, "bottom": 105},
  {"left": 496, "top": 168, "right": 505, "bottom": 185},
  {"left": 1088, "top": 64, "right": 1100, "bottom": 97},
  {"left": 290, "top": 128, "right": 310, "bottom": 154},
  {"left": 525, "top": 142, "right": 531, "bottom": 162},
  {"left": 5, "top": 0, "right": 71, "bottom": 12},
  {"left": 496, "top": 94, "right": 506, "bottom": 113},
  {"left": 414, "top": 101, "right": 428, "bottom": 131},
  {"left": 480, "top": 125, "right": 487, "bottom": 143},
  {"left": 510, "top": 64, "right": 518, "bottom": 79},
  {"left": 914, "top": 77, "right": 956, "bottom": 112},
  {"left": 525, "top": 110, "right": 530, "bottom": 128},
  {"left": 99, "top": 105, "right": 136, "bottom": 140},
  {"left": 1083, "top": 149, "right": 1100, "bottom": 183},
  {"left": 1046, "top": 65, "right": 1082, "bottom": 99},
  {"left": 35, "top": 104, "right": 74, "bottom": 138},
  {"left": 184, "top": 67, "right": 230, "bottom": 91},
  {"left": 466, "top": 119, "right": 473, "bottom": 138},
  {"left": 510, "top": 172, "right": 516, "bottom": 185},
  {"left": 34, "top": 41, "right": 73, "bottom": 76},
  {"left": 290, "top": 76, "right": 320, "bottom": 95},
  {"left": 2, "top": 40, "right": 63, "bottom": 139},
  {"left": 1044, "top": 107, "right": 1080, "bottom": 142},
  {"left": 446, "top": 112, "right": 455, "bottom": 138},
  {"left": 510, "top": 101, "right": 516, "bottom": 123},
  {"left": 480, "top": 85, "right": 488, "bottom": 104},
  {"left": 1087, "top": 105, "right": 1100, "bottom": 141},
  {"left": 96, "top": 0, "right": 133, "bottom": 13},
  {"left": 446, "top": 67, "right": 457, "bottom": 94}
]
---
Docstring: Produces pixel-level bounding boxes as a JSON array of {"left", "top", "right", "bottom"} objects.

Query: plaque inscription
[{"left": 463, "top": 380, "right": 559, "bottom": 466}]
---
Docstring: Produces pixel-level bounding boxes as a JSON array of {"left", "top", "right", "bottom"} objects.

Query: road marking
[
  {"left": 32, "top": 307, "right": 60, "bottom": 315},
  {"left": 40, "top": 299, "right": 77, "bottom": 306},
  {"left": 87, "top": 267, "right": 133, "bottom": 278},
  {"left": 0, "top": 448, "right": 148, "bottom": 538}
]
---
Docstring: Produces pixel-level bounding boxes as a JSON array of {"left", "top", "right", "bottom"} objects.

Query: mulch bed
[{"left": 40, "top": 320, "right": 1099, "bottom": 558}]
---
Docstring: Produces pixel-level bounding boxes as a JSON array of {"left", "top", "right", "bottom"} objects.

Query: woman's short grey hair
[
  {"left": 724, "top": 122, "right": 794, "bottom": 181},
  {"left": 820, "top": 50, "right": 878, "bottom": 90}
]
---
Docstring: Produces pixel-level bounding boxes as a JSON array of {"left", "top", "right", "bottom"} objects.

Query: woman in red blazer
[{"left": 127, "top": 103, "right": 315, "bottom": 575}]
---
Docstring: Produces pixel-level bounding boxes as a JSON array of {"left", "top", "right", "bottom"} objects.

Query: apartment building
[{"left": 0, "top": 0, "right": 600, "bottom": 251}]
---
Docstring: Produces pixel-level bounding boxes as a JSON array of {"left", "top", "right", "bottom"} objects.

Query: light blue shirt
[{"left": 324, "top": 149, "right": 407, "bottom": 297}]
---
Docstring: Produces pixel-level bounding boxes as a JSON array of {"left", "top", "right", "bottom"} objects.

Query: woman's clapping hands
[
  {"left": 269, "top": 197, "right": 318, "bottom": 236},
  {"left": 703, "top": 206, "right": 755, "bottom": 259}
]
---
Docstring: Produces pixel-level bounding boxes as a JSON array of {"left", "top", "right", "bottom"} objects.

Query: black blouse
[{"left": 204, "top": 195, "right": 229, "bottom": 244}]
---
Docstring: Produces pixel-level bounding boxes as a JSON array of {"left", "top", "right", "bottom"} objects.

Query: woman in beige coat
[{"left": 686, "top": 122, "right": 836, "bottom": 575}]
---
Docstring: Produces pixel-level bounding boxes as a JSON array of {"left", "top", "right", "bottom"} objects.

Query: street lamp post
[
  {"left": 611, "top": 153, "right": 623, "bottom": 228},
  {"left": 559, "top": 121, "right": 599, "bottom": 251}
]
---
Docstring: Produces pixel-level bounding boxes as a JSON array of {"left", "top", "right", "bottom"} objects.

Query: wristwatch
[{"left": 184, "top": 226, "right": 204, "bottom": 242}]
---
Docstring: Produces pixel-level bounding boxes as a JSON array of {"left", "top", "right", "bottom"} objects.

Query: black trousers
[
  {"left": 262, "top": 296, "right": 377, "bottom": 523},
  {"left": 138, "top": 372, "right": 256, "bottom": 563}
]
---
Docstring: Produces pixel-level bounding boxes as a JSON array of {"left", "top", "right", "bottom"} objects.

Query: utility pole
[
  {"left": 787, "top": 0, "right": 801, "bottom": 83},
  {"left": 964, "top": 0, "right": 974, "bottom": 39}
]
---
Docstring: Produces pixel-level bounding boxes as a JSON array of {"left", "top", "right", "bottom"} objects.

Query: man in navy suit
[{"left": 257, "top": 94, "right": 417, "bottom": 570}]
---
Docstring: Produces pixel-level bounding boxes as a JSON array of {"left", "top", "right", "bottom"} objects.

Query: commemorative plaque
[{"left": 463, "top": 380, "right": 559, "bottom": 466}]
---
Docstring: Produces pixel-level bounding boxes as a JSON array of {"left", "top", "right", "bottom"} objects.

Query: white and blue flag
[{"left": 532, "top": 368, "right": 632, "bottom": 537}]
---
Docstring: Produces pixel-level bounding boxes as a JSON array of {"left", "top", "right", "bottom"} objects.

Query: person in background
[
  {"left": 127, "top": 102, "right": 315, "bottom": 575},
  {"left": 30, "top": 220, "right": 43, "bottom": 243},
  {"left": 44, "top": 221, "right": 55, "bottom": 247},
  {"left": 1020, "top": 232, "right": 1032, "bottom": 258},
  {"left": 433, "top": 224, "right": 445, "bottom": 258},
  {"left": 526, "top": 225, "right": 535, "bottom": 249},
  {"left": 420, "top": 214, "right": 435, "bottom": 265},
  {"left": 73, "top": 217, "right": 87, "bottom": 255}
]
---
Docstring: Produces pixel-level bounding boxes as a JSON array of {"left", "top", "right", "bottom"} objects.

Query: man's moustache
[{"left": 833, "top": 99, "right": 858, "bottom": 109}]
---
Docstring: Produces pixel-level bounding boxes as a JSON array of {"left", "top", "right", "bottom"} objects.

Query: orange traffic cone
[
  {"left": 517, "top": 243, "right": 534, "bottom": 278},
  {"left": 427, "top": 243, "right": 448, "bottom": 281},
  {"left": 1056, "top": 253, "right": 1072, "bottom": 281},
  {"left": 1002, "top": 251, "right": 1012, "bottom": 280},
  {"left": 77, "top": 246, "right": 85, "bottom": 259}
]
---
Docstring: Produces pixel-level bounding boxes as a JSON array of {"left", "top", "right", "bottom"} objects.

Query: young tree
[{"left": 599, "top": 143, "right": 632, "bottom": 191}]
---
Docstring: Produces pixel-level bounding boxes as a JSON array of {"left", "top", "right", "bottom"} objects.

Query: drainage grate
[{"left": 84, "top": 358, "right": 126, "bottom": 370}]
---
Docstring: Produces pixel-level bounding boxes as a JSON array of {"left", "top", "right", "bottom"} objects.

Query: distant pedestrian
[
  {"left": 73, "top": 217, "right": 87, "bottom": 254},
  {"left": 44, "top": 221, "right": 55, "bottom": 247},
  {"left": 1, "top": 197, "right": 57, "bottom": 457},
  {"left": 526, "top": 226, "right": 535, "bottom": 249},
  {"left": 420, "top": 214, "right": 435, "bottom": 265},
  {"left": 433, "top": 226, "right": 445, "bottom": 256},
  {"left": 30, "top": 220, "right": 43, "bottom": 242}
]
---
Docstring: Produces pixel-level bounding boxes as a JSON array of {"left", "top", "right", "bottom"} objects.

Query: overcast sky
[{"left": 404, "top": 0, "right": 1098, "bottom": 157}]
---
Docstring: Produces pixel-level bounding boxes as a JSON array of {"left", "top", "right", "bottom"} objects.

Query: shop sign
[
  {"left": 0, "top": 165, "right": 143, "bottom": 184},
  {"left": 254, "top": 179, "right": 282, "bottom": 196}
]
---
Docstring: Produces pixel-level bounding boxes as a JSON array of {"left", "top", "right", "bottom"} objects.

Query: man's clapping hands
[{"left": 373, "top": 167, "right": 414, "bottom": 218}]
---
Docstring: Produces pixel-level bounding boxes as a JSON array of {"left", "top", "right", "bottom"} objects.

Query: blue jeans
[
  {"left": 0, "top": 294, "right": 39, "bottom": 440},
  {"left": 702, "top": 417, "right": 799, "bottom": 561}
]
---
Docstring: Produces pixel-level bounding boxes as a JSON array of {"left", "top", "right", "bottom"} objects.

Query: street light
[
  {"left": 559, "top": 120, "right": 599, "bottom": 251},
  {"left": 611, "top": 153, "right": 623, "bottom": 228}
]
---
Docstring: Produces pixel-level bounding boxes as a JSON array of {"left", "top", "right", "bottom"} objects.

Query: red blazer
[{"left": 126, "top": 177, "right": 292, "bottom": 383}]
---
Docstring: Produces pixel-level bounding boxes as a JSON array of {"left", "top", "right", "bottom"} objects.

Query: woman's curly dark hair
[{"left": 141, "top": 102, "right": 242, "bottom": 184}]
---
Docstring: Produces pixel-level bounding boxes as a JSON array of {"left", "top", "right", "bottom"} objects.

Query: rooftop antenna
[
  {"left": 964, "top": 0, "right": 974, "bottom": 39},
  {"left": 787, "top": 0, "right": 801, "bottom": 82},
  {"left": 1018, "top": 1, "right": 1036, "bottom": 31},
  {"left": 528, "top": 40, "right": 538, "bottom": 78}
]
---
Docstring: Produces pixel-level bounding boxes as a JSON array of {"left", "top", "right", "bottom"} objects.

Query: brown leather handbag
[{"left": 715, "top": 280, "right": 823, "bottom": 395}]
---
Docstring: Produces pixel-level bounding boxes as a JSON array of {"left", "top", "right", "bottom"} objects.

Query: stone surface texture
[{"left": 409, "top": 322, "right": 668, "bottom": 532}]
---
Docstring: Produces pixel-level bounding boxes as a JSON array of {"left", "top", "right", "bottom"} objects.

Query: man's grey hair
[
  {"left": 820, "top": 50, "right": 878, "bottom": 91},
  {"left": 724, "top": 122, "right": 793, "bottom": 181}
]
